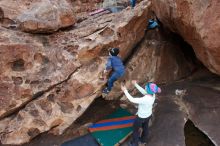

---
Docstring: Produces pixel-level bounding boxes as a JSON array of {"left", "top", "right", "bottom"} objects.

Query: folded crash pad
[{"left": 89, "top": 108, "right": 135, "bottom": 146}]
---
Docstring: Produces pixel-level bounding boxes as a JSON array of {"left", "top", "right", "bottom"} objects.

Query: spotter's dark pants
[{"left": 131, "top": 116, "right": 151, "bottom": 146}]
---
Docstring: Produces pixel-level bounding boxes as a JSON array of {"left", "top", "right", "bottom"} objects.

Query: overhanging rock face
[
  {"left": 105, "top": 29, "right": 196, "bottom": 100},
  {"left": 152, "top": 0, "right": 220, "bottom": 75},
  {"left": 0, "top": 1, "right": 151, "bottom": 144}
]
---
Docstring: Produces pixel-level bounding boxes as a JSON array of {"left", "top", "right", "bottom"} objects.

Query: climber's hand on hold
[
  {"left": 131, "top": 80, "right": 137, "bottom": 85},
  {"left": 121, "top": 84, "right": 127, "bottom": 91}
]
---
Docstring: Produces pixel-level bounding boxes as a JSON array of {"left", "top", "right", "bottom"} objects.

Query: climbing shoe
[
  {"left": 139, "top": 142, "right": 147, "bottom": 146},
  {"left": 139, "top": 138, "right": 147, "bottom": 145},
  {"left": 128, "top": 141, "right": 134, "bottom": 146},
  {"left": 102, "top": 87, "right": 110, "bottom": 94}
]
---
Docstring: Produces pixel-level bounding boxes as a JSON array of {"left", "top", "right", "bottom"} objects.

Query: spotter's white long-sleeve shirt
[{"left": 123, "top": 83, "right": 155, "bottom": 118}]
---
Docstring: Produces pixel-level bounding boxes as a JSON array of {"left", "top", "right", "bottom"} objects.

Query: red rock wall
[
  {"left": 71, "top": 0, "right": 103, "bottom": 13},
  {"left": 0, "top": 0, "right": 76, "bottom": 33},
  {"left": 0, "top": 1, "right": 152, "bottom": 144},
  {"left": 152, "top": 0, "right": 220, "bottom": 75}
]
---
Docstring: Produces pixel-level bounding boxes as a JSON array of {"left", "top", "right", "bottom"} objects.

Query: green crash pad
[{"left": 89, "top": 108, "right": 135, "bottom": 146}]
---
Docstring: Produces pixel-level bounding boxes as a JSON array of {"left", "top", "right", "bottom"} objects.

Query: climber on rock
[
  {"left": 147, "top": 18, "right": 159, "bottom": 30},
  {"left": 121, "top": 80, "right": 161, "bottom": 146},
  {"left": 130, "top": 0, "right": 136, "bottom": 8},
  {"left": 102, "top": 48, "right": 125, "bottom": 94}
]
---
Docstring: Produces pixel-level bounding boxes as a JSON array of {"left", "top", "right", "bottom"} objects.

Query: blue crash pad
[{"left": 61, "top": 134, "right": 99, "bottom": 146}]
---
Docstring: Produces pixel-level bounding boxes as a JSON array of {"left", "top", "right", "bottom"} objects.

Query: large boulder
[
  {"left": 184, "top": 84, "right": 220, "bottom": 145},
  {"left": 148, "top": 94, "right": 187, "bottom": 146},
  {"left": 152, "top": 0, "right": 220, "bottom": 75},
  {"left": 0, "top": 0, "right": 76, "bottom": 33},
  {"left": 0, "top": 1, "right": 151, "bottom": 144},
  {"left": 148, "top": 77, "right": 220, "bottom": 146}
]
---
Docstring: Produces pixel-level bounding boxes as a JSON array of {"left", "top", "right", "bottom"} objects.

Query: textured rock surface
[
  {"left": 0, "top": 0, "right": 75, "bottom": 33},
  {"left": 184, "top": 83, "right": 220, "bottom": 145},
  {"left": 0, "top": 1, "right": 151, "bottom": 144},
  {"left": 72, "top": 0, "right": 141, "bottom": 22},
  {"left": 125, "top": 30, "right": 195, "bottom": 83},
  {"left": 148, "top": 94, "right": 187, "bottom": 146},
  {"left": 152, "top": 0, "right": 220, "bottom": 75},
  {"left": 147, "top": 74, "right": 220, "bottom": 146},
  {"left": 0, "top": 27, "right": 80, "bottom": 120},
  {"left": 72, "top": 0, "right": 103, "bottom": 14}
]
